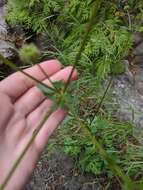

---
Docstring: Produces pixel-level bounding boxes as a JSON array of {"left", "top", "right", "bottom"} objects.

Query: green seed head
[{"left": 19, "top": 43, "right": 40, "bottom": 64}]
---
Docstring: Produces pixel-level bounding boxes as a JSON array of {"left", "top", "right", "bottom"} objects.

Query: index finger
[{"left": 0, "top": 60, "right": 62, "bottom": 102}]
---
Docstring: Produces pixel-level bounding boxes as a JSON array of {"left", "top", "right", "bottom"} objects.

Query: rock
[
  {"left": 0, "top": 40, "right": 14, "bottom": 58},
  {"left": 133, "top": 42, "right": 143, "bottom": 56},
  {"left": 112, "top": 61, "right": 143, "bottom": 144},
  {"left": 112, "top": 31, "right": 143, "bottom": 138},
  {"left": 133, "top": 32, "right": 143, "bottom": 46},
  {"left": 134, "top": 69, "right": 143, "bottom": 95},
  {"left": 0, "top": 1, "right": 15, "bottom": 62},
  {"left": 0, "top": 6, "right": 7, "bottom": 36},
  {"left": 0, "top": 0, "right": 5, "bottom": 7},
  {"left": 136, "top": 81, "right": 143, "bottom": 95},
  {"left": 132, "top": 55, "right": 143, "bottom": 65}
]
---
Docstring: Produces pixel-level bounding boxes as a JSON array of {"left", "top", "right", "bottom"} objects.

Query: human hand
[{"left": 0, "top": 60, "right": 77, "bottom": 190}]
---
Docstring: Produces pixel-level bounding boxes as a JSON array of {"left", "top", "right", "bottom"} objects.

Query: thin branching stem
[
  {"left": 0, "top": 54, "right": 55, "bottom": 92},
  {"left": 0, "top": 104, "right": 57, "bottom": 190},
  {"left": 37, "top": 64, "right": 58, "bottom": 91},
  {"left": 63, "top": 0, "right": 103, "bottom": 93},
  {"left": 90, "top": 76, "right": 113, "bottom": 125},
  {"left": 74, "top": 116, "right": 135, "bottom": 190}
]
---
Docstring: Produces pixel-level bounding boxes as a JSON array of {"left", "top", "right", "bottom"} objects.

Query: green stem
[
  {"left": 0, "top": 104, "right": 57, "bottom": 190},
  {"left": 0, "top": 54, "right": 55, "bottom": 92},
  {"left": 76, "top": 117, "right": 135, "bottom": 190},
  {"left": 38, "top": 64, "right": 58, "bottom": 91},
  {"left": 90, "top": 76, "right": 113, "bottom": 124},
  {"left": 63, "top": 0, "right": 103, "bottom": 93},
  {"left": 0, "top": 54, "right": 62, "bottom": 189}
]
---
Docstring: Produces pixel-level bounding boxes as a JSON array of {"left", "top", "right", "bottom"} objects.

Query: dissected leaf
[
  {"left": 37, "top": 83, "right": 55, "bottom": 98},
  {"left": 53, "top": 81, "right": 65, "bottom": 90},
  {"left": 37, "top": 81, "right": 74, "bottom": 109}
]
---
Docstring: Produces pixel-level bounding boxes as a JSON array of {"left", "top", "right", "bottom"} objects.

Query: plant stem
[
  {"left": 38, "top": 64, "right": 58, "bottom": 91},
  {"left": 63, "top": 0, "right": 103, "bottom": 93},
  {"left": 0, "top": 54, "right": 62, "bottom": 189},
  {"left": 75, "top": 117, "right": 135, "bottom": 190},
  {"left": 90, "top": 76, "right": 113, "bottom": 124},
  {"left": 0, "top": 104, "right": 57, "bottom": 190},
  {"left": 0, "top": 54, "right": 55, "bottom": 92}
]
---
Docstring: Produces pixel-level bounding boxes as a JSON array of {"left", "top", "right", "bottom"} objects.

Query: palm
[{"left": 0, "top": 60, "right": 77, "bottom": 190}]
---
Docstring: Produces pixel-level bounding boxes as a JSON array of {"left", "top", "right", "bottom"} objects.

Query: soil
[{"left": 26, "top": 150, "right": 102, "bottom": 190}]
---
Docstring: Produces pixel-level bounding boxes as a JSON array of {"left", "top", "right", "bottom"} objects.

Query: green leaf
[
  {"left": 37, "top": 83, "right": 54, "bottom": 98},
  {"left": 37, "top": 81, "right": 72, "bottom": 109}
]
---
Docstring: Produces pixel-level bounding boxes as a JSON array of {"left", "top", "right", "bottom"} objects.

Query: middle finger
[{"left": 14, "top": 66, "right": 77, "bottom": 116}]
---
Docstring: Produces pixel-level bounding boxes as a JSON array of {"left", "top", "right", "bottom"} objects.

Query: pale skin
[{"left": 0, "top": 60, "right": 77, "bottom": 190}]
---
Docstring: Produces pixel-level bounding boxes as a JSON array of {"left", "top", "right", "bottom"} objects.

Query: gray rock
[
  {"left": 0, "top": 1, "right": 7, "bottom": 38},
  {"left": 112, "top": 61, "right": 143, "bottom": 144},
  {"left": 0, "top": 40, "right": 14, "bottom": 57},
  {"left": 0, "top": 6, "right": 7, "bottom": 36},
  {"left": 133, "top": 42, "right": 143, "bottom": 56},
  {"left": 132, "top": 55, "right": 143, "bottom": 65},
  {"left": 112, "top": 32, "right": 143, "bottom": 139},
  {"left": 133, "top": 32, "right": 143, "bottom": 46},
  {"left": 0, "top": 1, "right": 15, "bottom": 61},
  {"left": 0, "top": 0, "right": 5, "bottom": 7},
  {"left": 136, "top": 81, "right": 143, "bottom": 95}
]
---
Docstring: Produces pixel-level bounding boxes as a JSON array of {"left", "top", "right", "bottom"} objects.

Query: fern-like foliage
[
  {"left": 6, "top": 0, "right": 143, "bottom": 83},
  {"left": 6, "top": 0, "right": 64, "bottom": 33},
  {"left": 61, "top": 115, "right": 143, "bottom": 177},
  {"left": 42, "top": 1, "right": 134, "bottom": 80}
]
